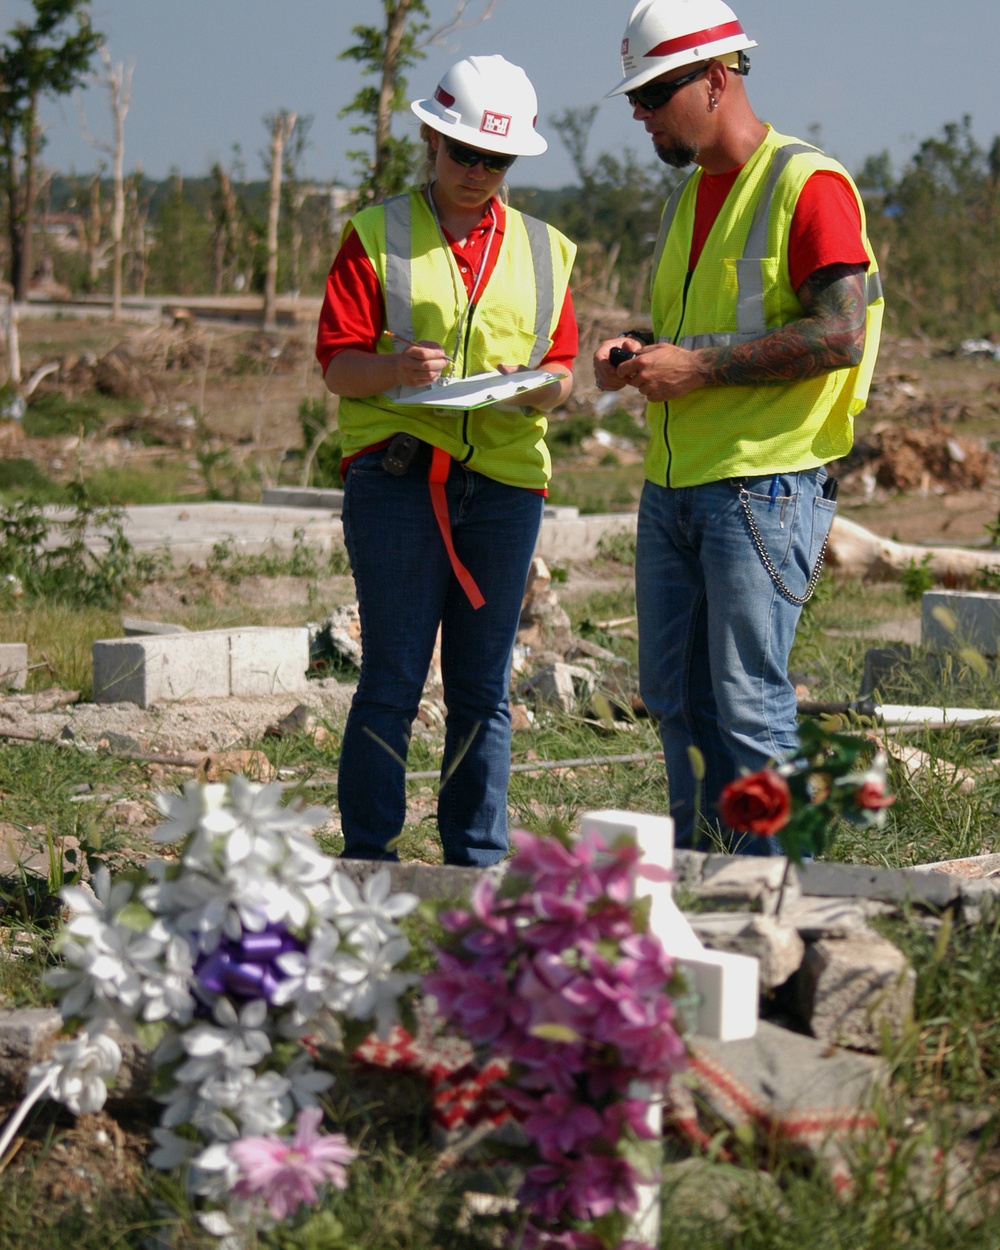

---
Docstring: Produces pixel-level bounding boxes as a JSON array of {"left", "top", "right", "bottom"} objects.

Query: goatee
[{"left": 654, "top": 141, "right": 698, "bottom": 169}]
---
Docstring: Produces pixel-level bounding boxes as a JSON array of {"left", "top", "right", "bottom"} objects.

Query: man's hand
[
  {"left": 615, "top": 341, "right": 710, "bottom": 401},
  {"left": 593, "top": 336, "right": 646, "bottom": 393}
]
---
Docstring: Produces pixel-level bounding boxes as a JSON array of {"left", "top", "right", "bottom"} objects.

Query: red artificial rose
[
  {"left": 719, "top": 769, "right": 792, "bottom": 836},
  {"left": 855, "top": 780, "right": 895, "bottom": 810}
]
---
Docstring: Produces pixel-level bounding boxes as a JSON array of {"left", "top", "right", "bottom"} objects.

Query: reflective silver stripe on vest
[
  {"left": 521, "top": 214, "right": 555, "bottom": 368},
  {"left": 736, "top": 143, "right": 815, "bottom": 336},
  {"left": 651, "top": 173, "right": 697, "bottom": 279},
  {"left": 383, "top": 197, "right": 558, "bottom": 371},
  {"left": 383, "top": 194, "right": 416, "bottom": 343},
  {"left": 669, "top": 143, "right": 883, "bottom": 350}
]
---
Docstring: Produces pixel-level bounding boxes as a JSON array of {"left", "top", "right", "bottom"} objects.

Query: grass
[{"left": 6, "top": 499, "right": 1000, "bottom": 1243}]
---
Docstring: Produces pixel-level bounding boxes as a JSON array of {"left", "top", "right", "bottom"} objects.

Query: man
[{"left": 594, "top": 0, "right": 883, "bottom": 852}]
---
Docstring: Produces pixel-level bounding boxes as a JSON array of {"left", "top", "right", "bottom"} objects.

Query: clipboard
[{"left": 383, "top": 369, "right": 564, "bottom": 410}]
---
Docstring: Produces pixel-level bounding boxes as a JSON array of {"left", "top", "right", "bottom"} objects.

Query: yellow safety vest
[
  {"left": 646, "top": 126, "right": 884, "bottom": 488},
  {"left": 337, "top": 188, "right": 576, "bottom": 490}
]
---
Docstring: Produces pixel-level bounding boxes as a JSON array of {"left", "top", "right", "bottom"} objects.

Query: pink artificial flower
[
  {"left": 521, "top": 1092, "right": 605, "bottom": 1160},
  {"left": 855, "top": 779, "right": 895, "bottom": 810},
  {"left": 229, "top": 1106, "right": 355, "bottom": 1221}
]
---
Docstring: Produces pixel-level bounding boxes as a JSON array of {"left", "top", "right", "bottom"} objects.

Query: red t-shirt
[
  {"left": 690, "top": 168, "right": 869, "bottom": 293},
  {"left": 315, "top": 196, "right": 578, "bottom": 375}
]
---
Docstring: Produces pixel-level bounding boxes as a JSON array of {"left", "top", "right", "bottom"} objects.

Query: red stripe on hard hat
[
  {"left": 646, "top": 20, "right": 744, "bottom": 58},
  {"left": 435, "top": 86, "right": 456, "bottom": 108}
]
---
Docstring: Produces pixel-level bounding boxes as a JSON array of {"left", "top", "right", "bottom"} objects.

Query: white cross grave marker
[{"left": 577, "top": 810, "right": 760, "bottom": 1247}]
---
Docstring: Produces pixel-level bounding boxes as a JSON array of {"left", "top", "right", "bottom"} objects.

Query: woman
[{"left": 316, "top": 55, "right": 578, "bottom": 868}]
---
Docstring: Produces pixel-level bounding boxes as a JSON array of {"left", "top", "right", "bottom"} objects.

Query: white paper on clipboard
[{"left": 383, "top": 369, "right": 564, "bottom": 410}]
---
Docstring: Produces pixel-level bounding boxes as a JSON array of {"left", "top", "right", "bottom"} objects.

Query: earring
[{"left": 709, "top": 96, "right": 717, "bottom": 111}]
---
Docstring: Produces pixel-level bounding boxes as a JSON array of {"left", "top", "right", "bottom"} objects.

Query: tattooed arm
[{"left": 618, "top": 262, "right": 868, "bottom": 402}]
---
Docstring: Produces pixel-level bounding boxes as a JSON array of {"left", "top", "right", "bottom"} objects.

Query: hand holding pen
[{"left": 383, "top": 330, "right": 453, "bottom": 387}]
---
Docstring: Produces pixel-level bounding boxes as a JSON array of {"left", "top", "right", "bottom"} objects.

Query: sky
[{"left": 7, "top": 0, "right": 999, "bottom": 190}]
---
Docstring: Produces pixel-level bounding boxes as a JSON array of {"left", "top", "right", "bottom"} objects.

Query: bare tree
[
  {"left": 77, "top": 44, "right": 132, "bottom": 319},
  {"left": 262, "top": 110, "right": 296, "bottom": 332}
]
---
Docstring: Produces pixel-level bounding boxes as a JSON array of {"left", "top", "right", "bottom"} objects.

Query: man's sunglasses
[
  {"left": 625, "top": 62, "right": 710, "bottom": 111},
  {"left": 443, "top": 138, "right": 516, "bottom": 175}
]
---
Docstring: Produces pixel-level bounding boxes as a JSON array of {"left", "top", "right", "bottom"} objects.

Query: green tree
[
  {"left": 865, "top": 116, "right": 1000, "bottom": 337},
  {"left": 0, "top": 0, "right": 101, "bottom": 299},
  {"left": 338, "top": 1, "right": 502, "bottom": 204},
  {"left": 146, "top": 172, "right": 212, "bottom": 294},
  {"left": 339, "top": 0, "right": 430, "bottom": 205},
  {"left": 545, "top": 106, "right": 682, "bottom": 309}
]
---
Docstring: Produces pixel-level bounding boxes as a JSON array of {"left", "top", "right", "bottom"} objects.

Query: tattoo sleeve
[{"left": 697, "top": 262, "right": 869, "bottom": 387}]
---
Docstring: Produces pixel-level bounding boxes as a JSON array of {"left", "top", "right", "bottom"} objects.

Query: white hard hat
[
  {"left": 606, "top": 0, "right": 757, "bottom": 97},
  {"left": 410, "top": 55, "right": 547, "bottom": 156}
]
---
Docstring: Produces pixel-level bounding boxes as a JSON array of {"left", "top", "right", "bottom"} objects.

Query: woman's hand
[
  {"left": 323, "top": 341, "right": 450, "bottom": 397},
  {"left": 495, "top": 362, "right": 572, "bottom": 411}
]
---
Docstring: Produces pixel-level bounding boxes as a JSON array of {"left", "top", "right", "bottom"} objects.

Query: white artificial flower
[
  {"left": 148, "top": 1126, "right": 198, "bottom": 1171},
  {"left": 60, "top": 865, "right": 135, "bottom": 936},
  {"left": 321, "top": 867, "right": 418, "bottom": 942},
  {"left": 140, "top": 931, "right": 197, "bottom": 1024},
  {"left": 271, "top": 923, "right": 344, "bottom": 1022},
  {"left": 153, "top": 781, "right": 229, "bottom": 843},
  {"left": 142, "top": 867, "right": 232, "bottom": 952},
  {"left": 47, "top": 918, "right": 163, "bottom": 1025},
  {"left": 332, "top": 928, "right": 416, "bottom": 1036},
  {"left": 46, "top": 1031, "right": 122, "bottom": 1114},
  {"left": 233, "top": 1070, "right": 293, "bottom": 1135},
  {"left": 183, "top": 997, "right": 272, "bottom": 1069},
  {"left": 283, "top": 1052, "right": 335, "bottom": 1108}
]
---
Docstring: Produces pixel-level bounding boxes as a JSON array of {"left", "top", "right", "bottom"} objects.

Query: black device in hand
[{"left": 609, "top": 346, "right": 636, "bottom": 367}]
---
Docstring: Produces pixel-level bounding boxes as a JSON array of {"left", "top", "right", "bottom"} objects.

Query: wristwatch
[{"left": 619, "top": 328, "right": 654, "bottom": 346}]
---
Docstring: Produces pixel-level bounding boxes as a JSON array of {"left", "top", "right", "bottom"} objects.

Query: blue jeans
[
  {"left": 338, "top": 449, "right": 543, "bottom": 867},
  {"left": 635, "top": 469, "right": 835, "bottom": 855}
]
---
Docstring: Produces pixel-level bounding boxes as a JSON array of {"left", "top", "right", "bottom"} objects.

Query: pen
[{"left": 383, "top": 330, "right": 454, "bottom": 362}]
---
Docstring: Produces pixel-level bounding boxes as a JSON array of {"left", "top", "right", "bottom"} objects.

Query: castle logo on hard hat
[{"left": 480, "top": 110, "right": 511, "bottom": 137}]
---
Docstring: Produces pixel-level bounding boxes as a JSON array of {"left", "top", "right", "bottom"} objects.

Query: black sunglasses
[
  {"left": 625, "top": 62, "right": 710, "bottom": 111},
  {"left": 443, "top": 137, "right": 516, "bottom": 175}
]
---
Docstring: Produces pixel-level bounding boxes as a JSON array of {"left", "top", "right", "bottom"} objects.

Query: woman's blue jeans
[
  {"left": 338, "top": 449, "right": 543, "bottom": 867},
  {"left": 635, "top": 468, "right": 835, "bottom": 854}
]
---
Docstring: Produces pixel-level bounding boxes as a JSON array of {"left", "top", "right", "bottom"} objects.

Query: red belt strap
[{"left": 428, "top": 446, "right": 485, "bottom": 610}]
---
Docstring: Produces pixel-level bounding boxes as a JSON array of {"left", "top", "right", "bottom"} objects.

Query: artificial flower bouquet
[
  {"left": 719, "top": 718, "right": 895, "bottom": 862},
  {"left": 0, "top": 778, "right": 420, "bottom": 1246},
  {"left": 424, "top": 826, "right": 690, "bottom": 1250}
]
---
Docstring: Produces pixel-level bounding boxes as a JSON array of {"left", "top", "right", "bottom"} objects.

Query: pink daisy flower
[{"left": 229, "top": 1106, "right": 356, "bottom": 1220}]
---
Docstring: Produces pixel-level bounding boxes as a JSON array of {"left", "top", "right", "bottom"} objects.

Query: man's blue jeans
[
  {"left": 635, "top": 468, "right": 835, "bottom": 854},
  {"left": 339, "top": 449, "right": 543, "bottom": 867}
]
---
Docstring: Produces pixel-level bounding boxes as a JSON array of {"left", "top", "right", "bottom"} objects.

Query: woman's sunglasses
[
  {"left": 443, "top": 138, "right": 516, "bottom": 175},
  {"left": 625, "top": 62, "right": 710, "bottom": 111}
]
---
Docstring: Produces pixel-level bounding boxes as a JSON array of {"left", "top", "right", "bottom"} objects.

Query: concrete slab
[
  {"left": 262, "top": 486, "right": 344, "bottom": 510},
  {"left": 0, "top": 643, "right": 27, "bottom": 689},
  {"left": 50, "top": 501, "right": 640, "bottom": 567}
]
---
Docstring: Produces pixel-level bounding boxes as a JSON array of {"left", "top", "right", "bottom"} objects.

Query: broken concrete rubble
[{"left": 797, "top": 931, "right": 916, "bottom": 1052}]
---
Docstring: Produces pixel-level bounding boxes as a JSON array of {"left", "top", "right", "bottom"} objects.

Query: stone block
[
  {"left": 690, "top": 913, "right": 806, "bottom": 990},
  {"left": 922, "top": 589, "right": 1000, "bottom": 656},
  {"left": 93, "top": 627, "right": 310, "bottom": 706},
  {"left": 228, "top": 627, "right": 309, "bottom": 697},
  {"left": 780, "top": 896, "right": 895, "bottom": 940},
  {"left": 797, "top": 861, "right": 958, "bottom": 908},
  {"left": 0, "top": 642, "right": 28, "bottom": 689},
  {"left": 122, "top": 616, "right": 189, "bottom": 636},
  {"left": 796, "top": 931, "right": 916, "bottom": 1052},
  {"left": 0, "top": 1007, "right": 61, "bottom": 1096},
  {"left": 93, "top": 632, "right": 231, "bottom": 706},
  {"left": 693, "top": 855, "right": 800, "bottom": 915}
]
